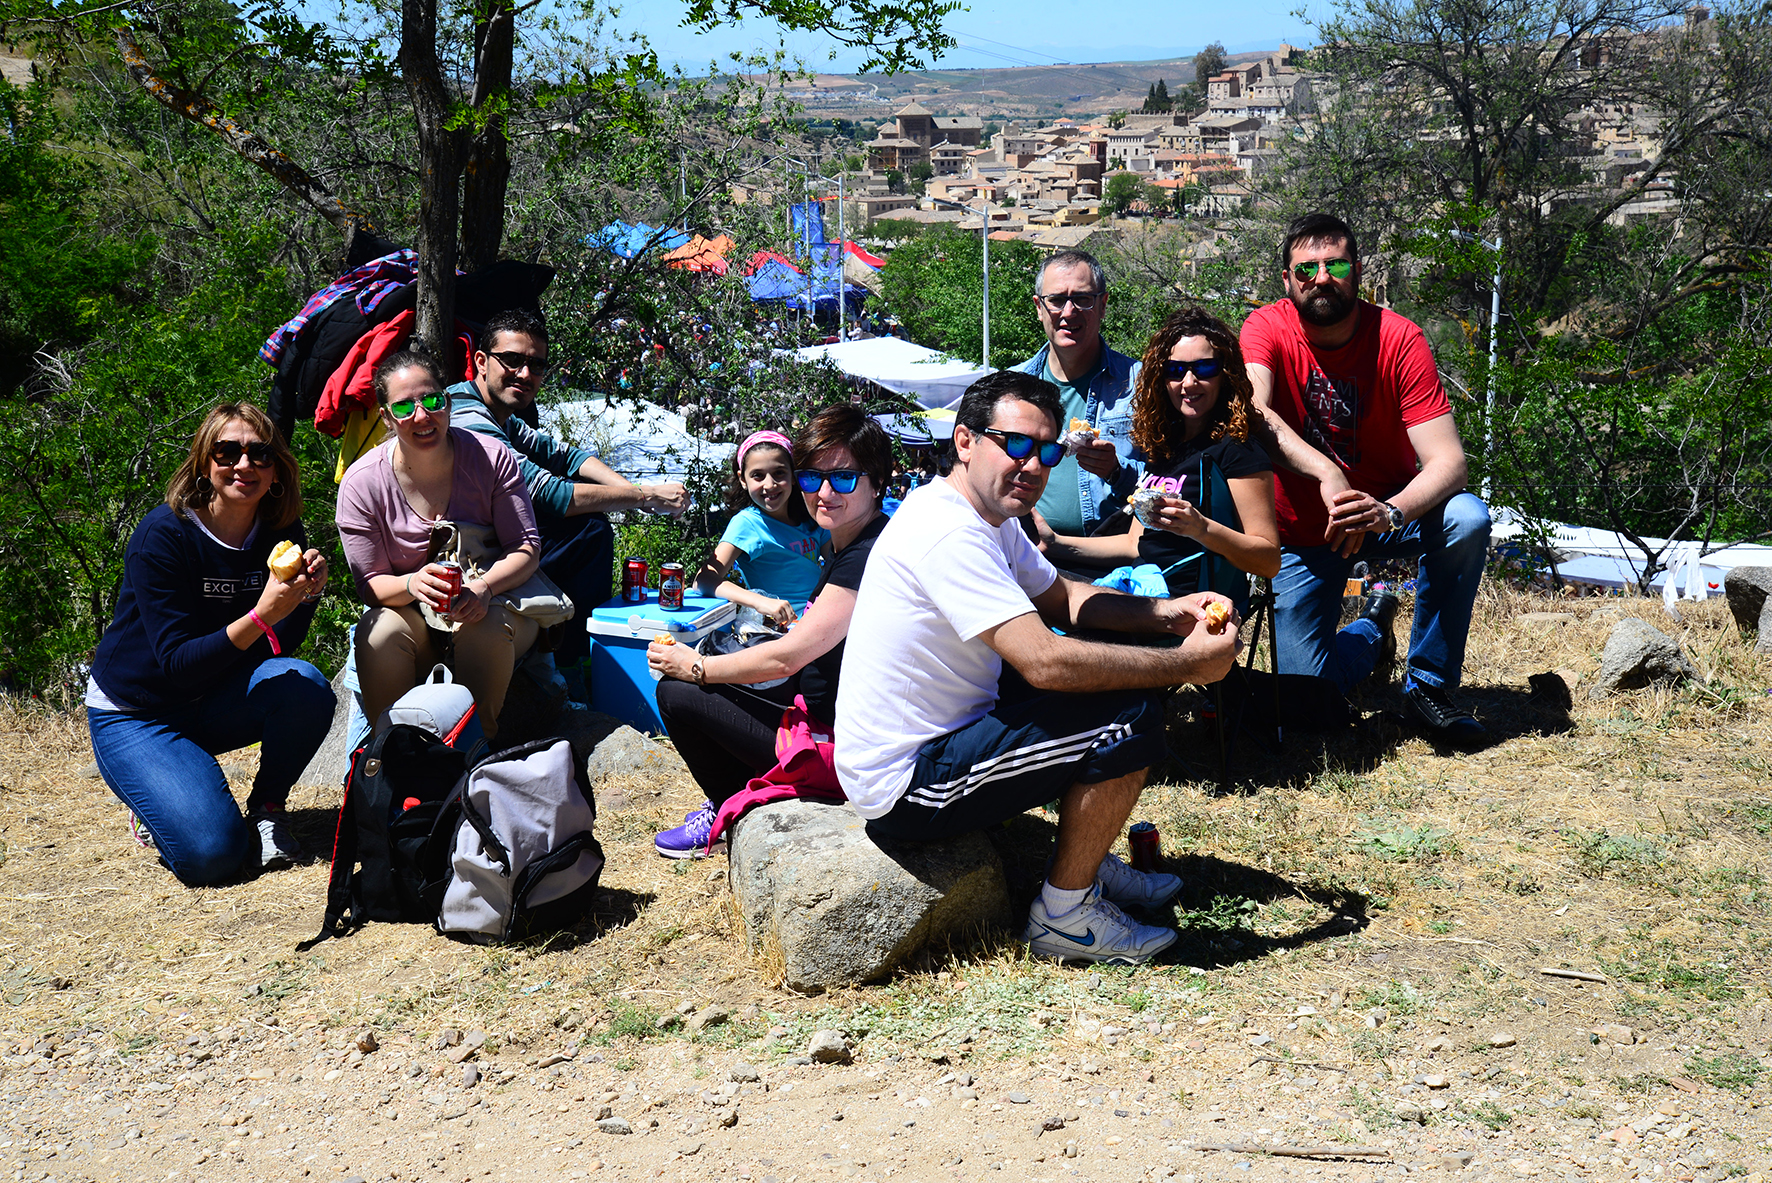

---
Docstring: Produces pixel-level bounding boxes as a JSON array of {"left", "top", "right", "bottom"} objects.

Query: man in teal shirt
[
  {"left": 1011, "top": 251, "right": 1142, "bottom": 538},
  {"left": 448, "top": 310, "right": 687, "bottom": 697}
]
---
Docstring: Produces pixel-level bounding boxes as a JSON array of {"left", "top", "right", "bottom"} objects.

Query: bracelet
[
  {"left": 690, "top": 659, "right": 705, "bottom": 687},
  {"left": 247, "top": 609, "right": 282, "bottom": 656},
  {"left": 405, "top": 573, "right": 415, "bottom": 602}
]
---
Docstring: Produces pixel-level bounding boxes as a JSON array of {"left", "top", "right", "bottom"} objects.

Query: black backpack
[{"left": 299, "top": 723, "right": 467, "bottom": 948}]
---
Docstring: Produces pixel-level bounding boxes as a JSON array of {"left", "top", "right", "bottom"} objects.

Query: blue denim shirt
[{"left": 1013, "top": 341, "right": 1146, "bottom": 532}]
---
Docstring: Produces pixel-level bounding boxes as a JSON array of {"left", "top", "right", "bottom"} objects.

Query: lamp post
[
  {"left": 926, "top": 192, "right": 992, "bottom": 366},
  {"left": 1449, "top": 229, "right": 1502, "bottom": 501}
]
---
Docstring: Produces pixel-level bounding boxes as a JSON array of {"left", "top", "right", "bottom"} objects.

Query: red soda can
[
  {"left": 436, "top": 559, "right": 464, "bottom": 607},
  {"left": 658, "top": 562, "right": 685, "bottom": 610},
  {"left": 622, "top": 557, "right": 648, "bottom": 604},
  {"left": 1128, "top": 821, "right": 1162, "bottom": 872}
]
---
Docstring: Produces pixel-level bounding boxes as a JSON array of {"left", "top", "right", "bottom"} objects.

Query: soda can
[
  {"left": 1127, "top": 821, "right": 1162, "bottom": 873},
  {"left": 436, "top": 559, "right": 464, "bottom": 608},
  {"left": 658, "top": 562, "right": 685, "bottom": 610},
  {"left": 622, "top": 557, "right": 649, "bottom": 604}
]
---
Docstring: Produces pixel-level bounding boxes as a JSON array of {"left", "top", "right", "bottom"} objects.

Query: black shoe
[
  {"left": 1403, "top": 679, "right": 1486, "bottom": 743},
  {"left": 1359, "top": 593, "right": 1400, "bottom": 688}
]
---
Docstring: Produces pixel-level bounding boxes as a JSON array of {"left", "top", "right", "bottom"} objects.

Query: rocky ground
[{"left": 2, "top": 588, "right": 1769, "bottom": 1183}]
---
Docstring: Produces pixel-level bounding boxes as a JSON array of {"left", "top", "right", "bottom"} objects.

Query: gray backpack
[{"left": 436, "top": 738, "right": 605, "bottom": 944}]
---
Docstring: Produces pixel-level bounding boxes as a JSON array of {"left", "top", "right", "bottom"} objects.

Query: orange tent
[{"left": 663, "top": 234, "right": 736, "bottom": 275}]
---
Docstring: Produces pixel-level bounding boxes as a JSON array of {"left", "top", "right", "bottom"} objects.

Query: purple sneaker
[{"left": 654, "top": 801, "right": 723, "bottom": 860}]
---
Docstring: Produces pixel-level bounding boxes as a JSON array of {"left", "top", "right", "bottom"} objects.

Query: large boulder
[
  {"left": 1588, "top": 617, "right": 1700, "bottom": 699},
  {"left": 297, "top": 667, "right": 356, "bottom": 789},
  {"left": 1723, "top": 567, "right": 1772, "bottom": 652},
  {"left": 729, "top": 798, "right": 1014, "bottom": 992}
]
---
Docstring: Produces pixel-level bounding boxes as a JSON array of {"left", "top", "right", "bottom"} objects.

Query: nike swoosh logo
[{"left": 1039, "top": 923, "right": 1096, "bottom": 947}]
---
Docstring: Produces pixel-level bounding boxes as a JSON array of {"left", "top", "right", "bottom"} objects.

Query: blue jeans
[
  {"left": 88, "top": 658, "right": 335, "bottom": 886},
  {"left": 1273, "top": 492, "right": 1491, "bottom": 695},
  {"left": 539, "top": 511, "right": 614, "bottom": 668}
]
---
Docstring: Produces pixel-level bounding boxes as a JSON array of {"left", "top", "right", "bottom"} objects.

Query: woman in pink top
[{"left": 336, "top": 351, "right": 541, "bottom": 739}]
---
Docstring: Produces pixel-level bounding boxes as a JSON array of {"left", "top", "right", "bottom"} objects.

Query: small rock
[
  {"left": 597, "top": 1117, "right": 633, "bottom": 1136},
  {"left": 1425, "top": 1035, "right": 1454, "bottom": 1052},
  {"left": 767, "top": 1025, "right": 790, "bottom": 1039},
  {"left": 1423, "top": 1074, "right": 1449, "bottom": 1089},
  {"left": 1443, "top": 1151, "right": 1475, "bottom": 1170},
  {"left": 1394, "top": 1103, "right": 1426, "bottom": 1124},
  {"left": 1588, "top": 618, "right": 1699, "bottom": 698},
  {"left": 1366, "top": 1007, "right": 1389, "bottom": 1028},
  {"left": 1591, "top": 1023, "right": 1635, "bottom": 1045},
  {"left": 77, "top": 761, "right": 102, "bottom": 779},
  {"left": 729, "top": 1064, "right": 761, "bottom": 1083},
  {"left": 718, "top": 1108, "right": 739, "bottom": 1128},
  {"left": 808, "top": 1030, "right": 852, "bottom": 1064},
  {"left": 1041, "top": 1116, "right": 1065, "bottom": 1131},
  {"left": 686, "top": 1005, "right": 729, "bottom": 1034},
  {"left": 595, "top": 1105, "right": 613, "bottom": 1120},
  {"left": 356, "top": 1030, "right": 379, "bottom": 1054},
  {"left": 1517, "top": 612, "right": 1575, "bottom": 628},
  {"left": 1007, "top": 1092, "right": 1031, "bottom": 1104},
  {"left": 435, "top": 1028, "right": 462, "bottom": 1050},
  {"left": 1489, "top": 1031, "right": 1517, "bottom": 1048}
]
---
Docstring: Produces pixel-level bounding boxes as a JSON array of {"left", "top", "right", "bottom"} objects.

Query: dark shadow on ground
[
  {"left": 514, "top": 886, "right": 657, "bottom": 950},
  {"left": 1160, "top": 674, "right": 1576, "bottom": 794}
]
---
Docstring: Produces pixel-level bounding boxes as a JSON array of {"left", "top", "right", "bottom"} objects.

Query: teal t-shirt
[
  {"left": 1033, "top": 357, "right": 1099, "bottom": 534},
  {"left": 719, "top": 506, "right": 829, "bottom": 610}
]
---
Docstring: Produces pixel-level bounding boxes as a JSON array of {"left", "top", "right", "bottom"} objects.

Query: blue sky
[{"left": 624, "top": 1, "right": 1316, "bottom": 73}]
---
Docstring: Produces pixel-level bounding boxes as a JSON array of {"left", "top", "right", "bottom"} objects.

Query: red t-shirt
[{"left": 1240, "top": 299, "right": 1452, "bottom": 547}]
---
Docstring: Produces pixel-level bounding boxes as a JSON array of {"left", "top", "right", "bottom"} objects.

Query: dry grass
[{"left": 1, "top": 586, "right": 1768, "bottom": 1092}]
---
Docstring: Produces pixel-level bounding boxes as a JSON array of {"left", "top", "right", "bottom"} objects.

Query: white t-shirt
[{"left": 835, "top": 479, "right": 1058, "bottom": 818}]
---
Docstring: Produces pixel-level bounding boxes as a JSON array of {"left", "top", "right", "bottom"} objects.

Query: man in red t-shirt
[{"left": 1240, "top": 213, "right": 1491, "bottom": 741}]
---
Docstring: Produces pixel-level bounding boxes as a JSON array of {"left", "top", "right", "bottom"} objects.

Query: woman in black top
[
  {"left": 85, "top": 402, "right": 334, "bottom": 886},
  {"left": 1036, "top": 306, "right": 1280, "bottom": 595},
  {"left": 645, "top": 406, "right": 892, "bottom": 858}
]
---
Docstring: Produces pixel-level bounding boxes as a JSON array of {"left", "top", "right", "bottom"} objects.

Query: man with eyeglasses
[
  {"left": 448, "top": 309, "right": 689, "bottom": 700},
  {"left": 1010, "top": 250, "right": 1142, "bottom": 539},
  {"left": 837, "top": 371, "right": 1241, "bottom": 966},
  {"left": 1240, "top": 213, "right": 1492, "bottom": 741}
]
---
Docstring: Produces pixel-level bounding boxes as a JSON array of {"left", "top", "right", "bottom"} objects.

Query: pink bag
[{"left": 705, "top": 695, "right": 845, "bottom": 850}]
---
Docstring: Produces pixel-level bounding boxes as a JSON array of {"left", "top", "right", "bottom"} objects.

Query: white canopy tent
[
  {"left": 794, "top": 338, "right": 991, "bottom": 410},
  {"left": 540, "top": 398, "right": 734, "bottom": 488}
]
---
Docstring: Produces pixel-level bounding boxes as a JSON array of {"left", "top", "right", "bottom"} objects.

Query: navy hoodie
[{"left": 89, "top": 505, "right": 316, "bottom": 711}]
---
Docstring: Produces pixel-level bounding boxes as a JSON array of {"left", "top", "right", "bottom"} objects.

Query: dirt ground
[{"left": 1, "top": 584, "right": 1769, "bottom": 1183}]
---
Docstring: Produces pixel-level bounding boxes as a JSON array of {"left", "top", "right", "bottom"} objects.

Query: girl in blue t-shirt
[{"left": 695, "top": 430, "right": 828, "bottom": 626}]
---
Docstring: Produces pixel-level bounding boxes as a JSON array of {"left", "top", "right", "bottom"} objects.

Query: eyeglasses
[
  {"left": 1162, "top": 357, "right": 1224, "bottom": 382},
  {"left": 387, "top": 391, "right": 449, "bottom": 420},
  {"left": 979, "top": 427, "right": 1066, "bottom": 468},
  {"left": 210, "top": 440, "right": 275, "bottom": 468},
  {"left": 1290, "top": 257, "right": 1355, "bottom": 283},
  {"left": 796, "top": 468, "right": 863, "bottom": 494},
  {"left": 488, "top": 350, "right": 549, "bottom": 374},
  {"left": 1036, "top": 292, "right": 1100, "bottom": 313}
]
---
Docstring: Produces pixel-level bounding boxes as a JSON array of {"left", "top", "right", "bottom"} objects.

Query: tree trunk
[
  {"left": 462, "top": 0, "right": 515, "bottom": 274},
  {"left": 400, "top": 0, "right": 466, "bottom": 361}
]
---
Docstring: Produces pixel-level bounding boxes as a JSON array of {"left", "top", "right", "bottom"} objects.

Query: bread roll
[
  {"left": 267, "top": 540, "right": 305, "bottom": 582},
  {"left": 1204, "top": 600, "right": 1231, "bottom": 634}
]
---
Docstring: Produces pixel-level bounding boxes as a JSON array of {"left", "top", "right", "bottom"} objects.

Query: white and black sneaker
[
  {"left": 248, "top": 804, "right": 303, "bottom": 871},
  {"left": 1025, "top": 882, "right": 1178, "bottom": 966}
]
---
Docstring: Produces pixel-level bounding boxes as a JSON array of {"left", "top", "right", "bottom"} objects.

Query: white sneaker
[
  {"left": 1024, "top": 882, "right": 1178, "bottom": 966},
  {"left": 1095, "top": 851, "right": 1182, "bottom": 907},
  {"left": 248, "top": 806, "right": 303, "bottom": 871}
]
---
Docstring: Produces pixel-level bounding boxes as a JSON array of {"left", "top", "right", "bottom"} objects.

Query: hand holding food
[
  {"left": 1203, "top": 600, "right": 1232, "bottom": 634},
  {"left": 1127, "top": 487, "right": 1167, "bottom": 527},
  {"left": 1061, "top": 416, "right": 1099, "bottom": 454}
]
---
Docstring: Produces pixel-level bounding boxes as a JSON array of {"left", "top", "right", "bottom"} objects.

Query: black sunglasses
[
  {"left": 210, "top": 440, "right": 275, "bottom": 468},
  {"left": 980, "top": 427, "right": 1066, "bottom": 468},
  {"left": 489, "top": 349, "right": 549, "bottom": 374},
  {"left": 796, "top": 468, "right": 862, "bottom": 494},
  {"left": 1162, "top": 358, "right": 1224, "bottom": 382}
]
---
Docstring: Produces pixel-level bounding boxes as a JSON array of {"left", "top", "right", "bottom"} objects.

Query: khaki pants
[{"left": 355, "top": 603, "right": 538, "bottom": 739}]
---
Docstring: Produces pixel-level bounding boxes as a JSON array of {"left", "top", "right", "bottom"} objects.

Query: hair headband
[{"left": 736, "top": 430, "right": 793, "bottom": 470}]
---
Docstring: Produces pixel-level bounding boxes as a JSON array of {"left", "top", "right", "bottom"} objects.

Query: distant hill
[{"left": 756, "top": 49, "right": 1286, "bottom": 122}]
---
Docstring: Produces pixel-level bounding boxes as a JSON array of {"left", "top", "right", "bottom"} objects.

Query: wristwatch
[{"left": 1380, "top": 501, "right": 1405, "bottom": 530}]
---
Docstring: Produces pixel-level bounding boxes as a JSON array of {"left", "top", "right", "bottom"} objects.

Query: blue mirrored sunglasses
[
  {"left": 796, "top": 468, "right": 862, "bottom": 494},
  {"left": 1162, "top": 358, "right": 1224, "bottom": 382},
  {"left": 981, "top": 428, "right": 1067, "bottom": 467}
]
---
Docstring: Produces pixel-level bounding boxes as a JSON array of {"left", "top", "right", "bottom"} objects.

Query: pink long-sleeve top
[{"left": 336, "top": 426, "right": 541, "bottom": 602}]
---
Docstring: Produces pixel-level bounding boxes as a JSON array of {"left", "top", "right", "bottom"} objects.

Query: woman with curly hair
[{"left": 1034, "top": 306, "right": 1279, "bottom": 598}]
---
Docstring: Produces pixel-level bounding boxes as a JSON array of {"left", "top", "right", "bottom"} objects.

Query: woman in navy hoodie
[{"left": 86, "top": 403, "right": 336, "bottom": 886}]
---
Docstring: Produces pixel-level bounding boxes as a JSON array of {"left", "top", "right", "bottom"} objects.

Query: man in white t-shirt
[{"left": 836, "top": 371, "right": 1242, "bottom": 965}]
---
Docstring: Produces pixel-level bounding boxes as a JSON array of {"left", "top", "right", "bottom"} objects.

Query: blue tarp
[
  {"left": 746, "top": 256, "right": 864, "bottom": 313},
  {"left": 587, "top": 221, "right": 692, "bottom": 259}
]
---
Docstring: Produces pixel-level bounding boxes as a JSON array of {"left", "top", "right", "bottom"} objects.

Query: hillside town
[{"left": 831, "top": 17, "right": 1690, "bottom": 254}]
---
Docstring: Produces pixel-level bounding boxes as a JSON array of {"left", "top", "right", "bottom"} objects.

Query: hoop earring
[
  {"left": 269, "top": 481, "right": 284, "bottom": 498},
  {"left": 196, "top": 475, "right": 213, "bottom": 495}
]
